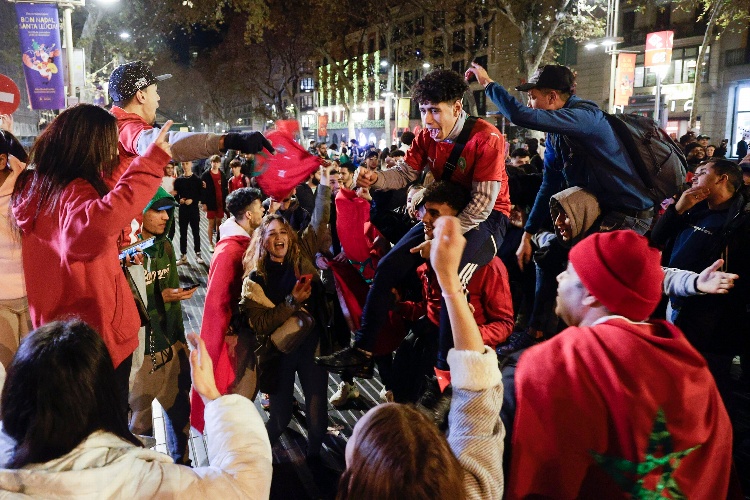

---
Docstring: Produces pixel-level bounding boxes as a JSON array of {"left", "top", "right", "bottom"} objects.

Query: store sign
[
  {"left": 645, "top": 30, "right": 674, "bottom": 68},
  {"left": 614, "top": 53, "right": 637, "bottom": 106}
]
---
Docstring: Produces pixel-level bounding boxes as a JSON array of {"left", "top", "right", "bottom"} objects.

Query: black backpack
[{"left": 566, "top": 103, "right": 687, "bottom": 204}]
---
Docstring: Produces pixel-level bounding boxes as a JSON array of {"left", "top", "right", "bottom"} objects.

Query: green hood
[
  {"left": 143, "top": 186, "right": 178, "bottom": 241},
  {"left": 141, "top": 187, "right": 183, "bottom": 352}
]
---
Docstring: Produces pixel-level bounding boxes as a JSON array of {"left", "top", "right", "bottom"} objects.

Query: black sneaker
[
  {"left": 315, "top": 347, "right": 374, "bottom": 379},
  {"left": 496, "top": 330, "right": 539, "bottom": 358},
  {"left": 417, "top": 375, "right": 452, "bottom": 431}
]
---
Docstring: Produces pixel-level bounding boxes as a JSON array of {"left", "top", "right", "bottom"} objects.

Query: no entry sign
[{"left": 0, "top": 74, "right": 21, "bottom": 115}]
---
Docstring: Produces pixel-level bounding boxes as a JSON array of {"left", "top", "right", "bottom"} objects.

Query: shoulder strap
[{"left": 442, "top": 116, "right": 478, "bottom": 182}]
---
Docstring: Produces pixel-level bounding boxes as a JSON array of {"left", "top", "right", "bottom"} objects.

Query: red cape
[
  {"left": 190, "top": 235, "right": 250, "bottom": 433},
  {"left": 507, "top": 318, "right": 733, "bottom": 499}
]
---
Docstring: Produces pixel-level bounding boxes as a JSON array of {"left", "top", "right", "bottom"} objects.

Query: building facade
[{"left": 571, "top": 5, "right": 750, "bottom": 158}]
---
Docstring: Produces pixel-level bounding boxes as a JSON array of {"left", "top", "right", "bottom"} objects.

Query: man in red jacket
[
  {"left": 190, "top": 187, "right": 265, "bottom": 432},
  {"left": 106, "top": 60, "right": 273, "bottom": 246},
  {"left": 506, "top": 230, "right": 733, "bottom": 498}
]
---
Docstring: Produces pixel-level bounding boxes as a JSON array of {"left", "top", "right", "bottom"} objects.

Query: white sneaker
[
  {"left": 176, "top": 255, "right": 187, "bottom": 265},
  {"left": 209, "top": 244, "right": 215, "bottom": 252},
  {"left": 329, "top": 381, "right": 359, "bottom": 408},
  {"left": 195, "top": 252, "right": 205, "bottom": 264},
  {"left": 379, "top": 387, "right": 394, "bottom": 403}
]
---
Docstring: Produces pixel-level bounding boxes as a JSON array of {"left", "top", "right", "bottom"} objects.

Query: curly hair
[
  {"left": 411, "top": 69, "right": 468, "bottom": 105},
  {"left": 226, "top": 187, "right": 263, "bottom": 218}
]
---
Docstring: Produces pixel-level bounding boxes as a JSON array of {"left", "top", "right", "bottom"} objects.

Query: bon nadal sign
[{"left": 15, "top": 3, "right": 66, "bottom": 110}]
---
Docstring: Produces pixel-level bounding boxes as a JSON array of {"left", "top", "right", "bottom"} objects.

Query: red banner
[
  {"left": 645, "top": 31, "right": 674, "bottom": 68},
  {"left": 317, "top": 114, "right": 328, "bottom": 138},
  {"left": 614, "top": 53, "right": 637, "bottom": 106}
]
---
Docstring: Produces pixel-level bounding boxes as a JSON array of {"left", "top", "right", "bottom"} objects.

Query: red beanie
[{"left": 568, "top": 230, "right": 664, "bottom": 321}]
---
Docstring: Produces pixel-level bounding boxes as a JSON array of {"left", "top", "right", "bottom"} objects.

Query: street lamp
[
  {"left": 119, "top": 32, "right": 130, "bottom": 40},
  {"left": 422, "top": 62, "right": 431, "bottom": 69}
]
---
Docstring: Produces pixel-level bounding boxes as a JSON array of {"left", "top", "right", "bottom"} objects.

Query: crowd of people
[{"left": 0, "top": 55, "right": 747, "bottom": 499}]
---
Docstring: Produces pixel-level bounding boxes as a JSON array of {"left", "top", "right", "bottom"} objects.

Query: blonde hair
[{"left": 243, "top": 214, "right": 301, "bottom": 279}]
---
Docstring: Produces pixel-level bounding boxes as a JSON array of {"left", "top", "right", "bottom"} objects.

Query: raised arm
[
  {"left": 60, "top": 123, "right": 173, "bottom": 261},
  {"left": 430, "top": 216, "right": 505, "bottom": 500}
]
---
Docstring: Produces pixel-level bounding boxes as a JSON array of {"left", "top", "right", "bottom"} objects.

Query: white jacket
[{"left": 0, "top": 395, "right": 272, "bottom": 499}]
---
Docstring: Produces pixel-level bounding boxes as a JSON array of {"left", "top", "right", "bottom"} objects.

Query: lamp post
[
  {"left": 605, "top": 0, "right": 620, "bottom": 114},
  {"left": 381, "top": 59, "right": 399, "bottom": 147}
]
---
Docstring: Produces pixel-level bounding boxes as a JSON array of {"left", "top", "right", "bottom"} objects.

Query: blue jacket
[{"left": 485, "top": 83, "right": 653, "bottom": 233}]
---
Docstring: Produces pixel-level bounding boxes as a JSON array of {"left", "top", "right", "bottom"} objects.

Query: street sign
[
  {"left": 0, "top": 74, "right": 21, "bottom": 115},
  {"left": 645, "top": 31, "right": 674, "bottom": 68}
]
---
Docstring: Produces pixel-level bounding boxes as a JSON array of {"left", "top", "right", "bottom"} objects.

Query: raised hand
[
  {"left": 464, "top": 62, "right": 494, "bottom": 87},
  {"left": 155, "top": 120, "right": 174, "bottom": 157},
  {"left": 0, "top": 114, "right": 14, "bottom": 133},
  {"left": 187, "top": 332, "right": 221, "bottom": 404},
  {"left": 430, "top": 216, "right": 466, "bottom": 292},
  {"left": 429, "top": 216, "right": 483, "bottom": 352}
]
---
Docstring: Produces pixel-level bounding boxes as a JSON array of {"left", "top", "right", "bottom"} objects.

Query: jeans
[
  {"left": 598, "top": 210, "right": 652, "bottom": 235},
  {"left": 354, "top": 210, "right": 508, "bottom": 370}
]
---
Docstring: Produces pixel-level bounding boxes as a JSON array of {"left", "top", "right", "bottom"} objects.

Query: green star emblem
[{"left": 590, "top": 408, "right": 700, "bottom": 499}]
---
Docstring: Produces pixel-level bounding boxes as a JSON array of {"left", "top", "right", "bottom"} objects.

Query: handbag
[{"left": 269, "top": 308, "right": 315, "bottom": 354}]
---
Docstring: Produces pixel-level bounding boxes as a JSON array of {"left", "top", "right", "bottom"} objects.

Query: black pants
[
  {"left": 114, "top": 353, "right": 133, "bottom": 417},
  {"left": 178, "top": 206, "right": 201, "bottom": 255},
  {"left": 391, "top": 318, "right": 439, "bottom": 403},
  {"left": 354, "top": 210, "right": 508, "bottom": 370},
  {"left": 266, "top": 331, "right": 328, "bottom": 457}
]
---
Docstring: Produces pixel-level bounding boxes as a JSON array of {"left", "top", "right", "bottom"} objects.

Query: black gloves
[{"left": 222, "top": 132, "right": 275, "bottom": 154}]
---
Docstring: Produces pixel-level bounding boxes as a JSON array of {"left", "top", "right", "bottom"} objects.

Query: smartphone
[
  {"left": 299, "top": 274, "right": 313, "bottom": 285},
  {"left": 182, "top": 282, "right": 200, "bottom": 291},
  {"left": 119, "top": 237, "right": 155, "bottom": 261}
]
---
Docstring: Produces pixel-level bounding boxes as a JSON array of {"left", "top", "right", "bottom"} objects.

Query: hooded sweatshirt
[
  {"left": 141, "top": 187, "right": 182, "bottom": 353},
  {"left": 12, "top": 144, "right": 170, "bottom": 367},
  {"left": 549, "top": 186, "right": 601, "bottom": 247}
]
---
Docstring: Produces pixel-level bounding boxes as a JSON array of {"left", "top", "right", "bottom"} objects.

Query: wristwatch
[{"left": 285, "top": 294, "right": 299, "bottom": 309}]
